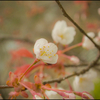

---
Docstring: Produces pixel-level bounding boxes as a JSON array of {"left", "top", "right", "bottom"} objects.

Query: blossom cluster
[{"left": 5, "top": 20, "right": 98, "bottom": 99}]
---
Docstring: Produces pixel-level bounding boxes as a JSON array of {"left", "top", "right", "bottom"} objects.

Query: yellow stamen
[
  {"left": 49, "top": 56, "right": 51, "bottom": 58},
  {"left": 79, "top": 77, "right": 86, "bottom": 83},
  {"left": 40, "top": 51, "right": 46, "bottom": 56},
  {"left": 58, "top": 34, "right": 64, "bottom": 39}
]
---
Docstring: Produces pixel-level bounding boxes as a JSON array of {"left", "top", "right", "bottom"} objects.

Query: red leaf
[
  {"left": 10, "top": 48, "right": 34, "bottom": 59},
  {"left": 14, "top": 64, "right": 30, "bottom": 76}
]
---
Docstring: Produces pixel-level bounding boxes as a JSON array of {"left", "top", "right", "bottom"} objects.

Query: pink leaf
[
  {"left": 14, "top": 64, "right": 40, "bottom": 77},
  {"left": 10, "top": 48, "right": 34, "bottom": 59},
  {"left": 14, "top": 64, "right": 31, "bottom": 76},
  {"left": 21, "top": 91, "right": 28, "bottom": 98}
]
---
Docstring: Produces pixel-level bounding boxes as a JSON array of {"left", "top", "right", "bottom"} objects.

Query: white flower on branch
[
  {"left": 82, "top": 32, "right": 95, "bottom": 50},
  {"left": 52, "top": 20, "right": 76, "bottom": 45},
  {"left": 34, "top": 38, "right": 58, "bottom": 64},
  {"left": 73, "top": 69, "right": 97, "bottom": 92}
]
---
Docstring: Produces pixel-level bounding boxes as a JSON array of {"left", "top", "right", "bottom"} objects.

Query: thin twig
[
  {"left": 0, "top": 85, "right": 13, "bottom": 89},
  {"left": 1, "top": 57, "right": 100, "bottom": 89},
  {"left": 0, "top": 37, "right": 34, "bottom": 44},
  {"left": 64, "top": 63, "right": 100, "bottom": 67},
  {"left": 55, "top": 0, "right": 100, "bottom": 50},
  {"left": 47, "top": 63, "right": 100, "bottom": 68},
  {"left": 43, "top": 53, "right": 100, "bottom": 84}
]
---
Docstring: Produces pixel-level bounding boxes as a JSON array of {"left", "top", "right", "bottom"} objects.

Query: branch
[
  {"left": 0, "top": 37, "right": 34, "bottom": 44},
  {"left": 64, "top": 63, "right": 100, "bottom": 67},
  {"left": 0, "top": 85, "right": 13, "bottom": 89},
  {"left": 55, "top": 0, "right": 100, "bottom": 50},
  {"left": 47, "top": 63, "right": 100, "bottom": 68},
  {"left": 43, "top": 53, "right": 100, "bottom": 84},
  {"left": 1, "top": 58, "right": 100, "bottom": 89}
]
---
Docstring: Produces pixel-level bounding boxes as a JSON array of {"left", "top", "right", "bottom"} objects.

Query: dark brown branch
[
  {"left": 55, "top": 0, "right": 100, "bottom": 50},
  {"left": 0, "top": 85, "right": 13, "bottom": 89},
  {"left": 47, "top": 63, "right": 100, "bottom": 68},
  {"left": 64, "top": 63, "right": 100, "bottom": 67},
  {"left": 1, "top": 56, "right": 100, "bottom": 89},
  {"left": 43, "top": 53, "right": 100, "bottom": 84},
  {"left": 0, "top": 37, "right": 34, "bottom": 44}
]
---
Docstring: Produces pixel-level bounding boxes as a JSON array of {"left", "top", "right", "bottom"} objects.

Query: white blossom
[
  {"left": 45, "top": 87, "right": 64, "bottom": 99},
  {"left": 70, "top": 56, "right": 80, "bottom": 65},
  {"left": 73, "top": 69, "right": 97, "bottom": 92},
  {"left": 82, "top": 92, "right": 94, "bottom": 99},
  {"left": 52, "top": 20, "right": 76, "bottom": 45},
  {"left": 82, "top": 32, "right": 95, "bottom": 50},
  {"left": 34, "top": 38, "right": 58, "bottom": 64},
  {"left": 98, "top": 31, "right": 100, "bottom": 37},
  {"left": 45, "top": 89, "right": 59, "bottom": 99},
  {"left": 35, "top": 95, "right": 43, "bottom": 99},
  {"left": 45, "top": 87, "right": 75, "bottom": 99},
  {"left": 98, "top": 8, "right": 100, "bottom": 15}
]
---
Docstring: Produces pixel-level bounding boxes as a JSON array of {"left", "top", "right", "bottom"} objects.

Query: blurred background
[{"left": 0, "top": 1, "right": 100, "bottom": 99}]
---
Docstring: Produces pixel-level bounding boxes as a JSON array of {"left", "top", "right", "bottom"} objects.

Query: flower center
[
  {"left": 79, "top": 77, "right": 86, "bottom": 83},
  {"left": 58, "top": 34, "right": 64, "bottom": 39},
  {"left": 39, "top": 46, "right": 55, "bottom": 58}
]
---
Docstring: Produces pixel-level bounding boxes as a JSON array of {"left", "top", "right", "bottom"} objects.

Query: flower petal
[{"left": 34, "top": 38, "right": 48, "bottom": 55}]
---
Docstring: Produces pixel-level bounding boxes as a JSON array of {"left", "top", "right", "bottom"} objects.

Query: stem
[
  {"left": 19, "top": 81, "right": 38, "bottom": 97},
  {"left": 42, "top": 86, "right": 71, "bottom": 93},
  {"left": 20, "top": 59, "right": 39, "bottom": 80},
  {"left": 42, "top": 90, "right": 49, "bottom": 100},
  {"left": 62, "top": 42, "right": 82, "bottom": 53},
  {"left": 60, "top": 53, "right": 71, "bottom": 59},
  {"left": 66, "top": 79, "right": 73, "bottom": 91}
]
